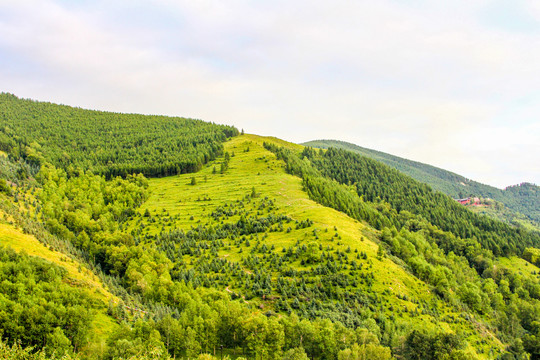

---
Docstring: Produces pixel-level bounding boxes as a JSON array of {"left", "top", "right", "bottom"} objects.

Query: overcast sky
[{"left": 1, "top": 0, "right": 539, "bottom": 188}]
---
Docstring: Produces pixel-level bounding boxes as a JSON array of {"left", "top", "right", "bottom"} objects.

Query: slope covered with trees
[
  {"left": 296, "top": 146, "right": 538, "bottom": 256},
  {"left": 303, "top": 140, "right": 540, "bottom": 225},
  {"left": 0, "top": 93, "right": 238, "bottom": 178},
  {"left": 1, "top": 150, "right": 400, "bottom": 359},
  {"left": 1, "top": 94, "right": 540, "bottom": 359},
  {"left": 0, "top": 246, "right": 98, "bottom": 356},
  {"left": 265, "top": 142, "right": 540, "bottom": 358}
]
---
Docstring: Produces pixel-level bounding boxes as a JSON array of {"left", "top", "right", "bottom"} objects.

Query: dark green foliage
[
  {"left": 0, "top": 156, "right": 37, "bottom": 185},
  {"left": 504, "top": 183, "right": 540, "bottom": 224},
  {"left": 303, "top": 140, "right": 540, "bottom": 224},
  {"left": 0, "top": 93, "right": 238, "bottom": 178},
  {"left": 0, "top": 179, "right": 10, "bottom": 195},
  {"left": 296, "top": 146, "right": 539, "bottom": 256},
  {"left": 220, "top": 151, "right": 231, "bottom": 174},
  {"left": 402, "top": 330, "right": 465, "bottom": 359}
]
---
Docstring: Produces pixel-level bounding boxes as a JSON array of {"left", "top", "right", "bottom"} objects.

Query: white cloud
[{"left": 0, "top": 0, "right": 538, "bottom": 187}]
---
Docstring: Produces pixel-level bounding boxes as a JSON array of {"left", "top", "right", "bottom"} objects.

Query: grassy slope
[
  {"left": 131, "top": 134, "right": 503, "bottom": 357},
  {"left": 496, "top": 256, "right": 540, "bottom": 283},
  {"left": 0, "top": 211, "right": 118, "bottom": 356}
]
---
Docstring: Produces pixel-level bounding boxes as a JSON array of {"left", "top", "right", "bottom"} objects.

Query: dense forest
[
  {"left": 0, "top": 95, "right": 540, "bottom": 359},
  {"left": 0, "top": 246, "right": 99, "bottom": 356},
  {"left": 0, "top": 93, "right": 238, "bottom": 178},
  {"left": 297, "top": 146, "right": 538, "bottom": 256},
  {"left": 303, "top": 140, "right": 540, "bottom": 225}
]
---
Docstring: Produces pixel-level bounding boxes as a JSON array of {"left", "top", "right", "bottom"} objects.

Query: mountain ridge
[
  {"left": 0, "top": 93, "right": 539, "bottom": 359},
  {"left": 302, "top": 139, "right": 539, "bottom": 226}
]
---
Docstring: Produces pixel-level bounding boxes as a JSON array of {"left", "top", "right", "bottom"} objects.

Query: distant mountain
[{"left": 302, "top": 139, "right": 540, "bottom": 225}]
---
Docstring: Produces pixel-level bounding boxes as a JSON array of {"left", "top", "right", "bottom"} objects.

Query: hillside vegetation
[
  {"left": 0, "top": 93, "right": 238, "bottom": 178},
  {"left": 0, "top": 215, "right": 117, "bottom": 303},
  {"left": 0, "top": 211, "right": 118, "bottom": 358},
  {"left": 303, "top": 140, "right": 540, "bottom": 225},
  {"left": 289, "top": 146, "right": 538, "bottom": 256},
  {"left": 0, "top": 95, "right": 539, "bottom": 359}
]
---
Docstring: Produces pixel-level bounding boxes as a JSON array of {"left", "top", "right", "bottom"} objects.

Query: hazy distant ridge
[{"left": 302, "top": 139, "right": 539, "bottom": 224}]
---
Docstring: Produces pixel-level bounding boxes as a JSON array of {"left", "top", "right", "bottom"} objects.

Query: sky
[{"left": 0, "top": 0, "right": 539, "bottom": 188}]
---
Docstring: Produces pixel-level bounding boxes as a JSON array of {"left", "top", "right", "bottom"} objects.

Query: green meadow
[{"left": 128, "top": 134, "right": 504, "bottom": 358}]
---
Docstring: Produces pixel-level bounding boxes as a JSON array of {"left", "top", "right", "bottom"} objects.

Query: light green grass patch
[
  {"left": 497, "top": 255, "right": 540, "bottom": 282},
  {"left": 136, "top": 135, "right": 428, "bottom": 298},
  {"left": 129, "top": 134, "right": 503, "bottom": 358}
]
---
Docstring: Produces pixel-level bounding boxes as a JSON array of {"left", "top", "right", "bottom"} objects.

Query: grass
[
  {"left": 497, "top": 255, "right": 540, "bottom": 282},
  {"left": 81, "top": 312, "right": 116, "bottom": 358},
  {"left": 136, "top": 135, "right": 424, "bottom": 297},
  {"left": 127, "top": 134, "right": 504, "bottom": 358}
]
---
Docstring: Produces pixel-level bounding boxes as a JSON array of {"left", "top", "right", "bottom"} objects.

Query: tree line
[
  {"left": 302, "top": 139, "right": 540, "bottom": 225},
  {"left": 264, "top": 143, "right": 540, "bottom": 358},
  {"left": 0, "top": 93, "right": 238, "bottom": 178}
]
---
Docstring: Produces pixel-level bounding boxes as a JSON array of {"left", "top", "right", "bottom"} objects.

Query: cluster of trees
[
  {"left": 0, "top": 93, "right": 238, "bottom": 178},
  {"left": 302, "top": 147, "right": 539, "bottom": 256},
  {"left": 302, "top": 140, "right": 540, "bottom": 225},
  {"left": 36, "top": 163, "right": 149, "bottom": 247},
  {"left": 379, "top": 225, "right": 540, "bottom": 354},
  {"left": 266, "top": 144, "right": 539, "bottom": 257},
  {"left": 301, "top": 140, "right": 480, "bottom": 199},
  {"left": 523, "top": 248, "right": 540, "bottom": 267},
  {"left": 503, "top": 183, "right": 540, "bottom": 225},
  {"left": 0, "top": 247, "right": 96, "bottom": 356},
  {"left": 0, "top": 154, "right": 37, "bottom": 185},
  {"left": 105, "top": 297, "right": 396, "bottom": 360}
]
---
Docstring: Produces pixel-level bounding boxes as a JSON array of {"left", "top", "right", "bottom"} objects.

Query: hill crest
[{"left": 302, "top": 139, "right": 540, "bottom": 226}]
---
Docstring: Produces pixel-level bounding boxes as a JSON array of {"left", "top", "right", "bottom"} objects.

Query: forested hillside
[
  {"left": 303, "top": 140, "right": 540, "bottom": 225},
  {"left": 0, "top": 96, "right": 539, "bottom": 359},
  {"left": 504, "top": 183, "right": 540, "bottom": 225},
  {"left": 265, "top": 142, "right": 540, "bottom": 358},
  {"left": 0, "top": 93, "right": 238, "bottom": 177},
  {"left": 294, "top": 146, "right": 538, "bottom": 256}
]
